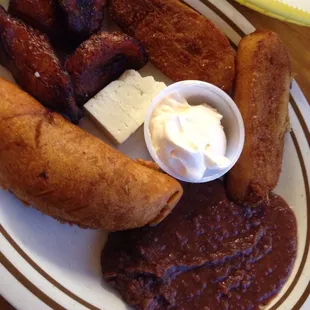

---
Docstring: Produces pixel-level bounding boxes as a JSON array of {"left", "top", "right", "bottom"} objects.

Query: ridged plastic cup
[{"left": 144, "top": 80, "right": 245, "bottom": 183}]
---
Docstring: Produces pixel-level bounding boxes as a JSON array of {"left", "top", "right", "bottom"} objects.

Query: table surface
[{"left": 1, "top": 2, "right": 309, "bottom": 310}]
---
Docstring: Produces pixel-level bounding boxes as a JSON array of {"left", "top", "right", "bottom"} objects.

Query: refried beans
[{"left": 101, "top": 181, "right": 297, "bottom": 310}]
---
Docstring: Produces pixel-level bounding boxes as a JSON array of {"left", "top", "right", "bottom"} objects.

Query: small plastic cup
[{"left": 144, "top": 80, "right": 245, "bottom": 183}]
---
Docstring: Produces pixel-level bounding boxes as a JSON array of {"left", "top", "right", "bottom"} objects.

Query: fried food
[
  {"left": 9, "top": 0, "right": 60, "bottom": 36},
  {"left": 0, "top": 6, "right": 82, "bottom": 123},
  {"left": 58, "top": 0, "right": 106, "bottom": 40},
  {"left": 0, "top": 78, "right": 182, "bottom": 231},
  {"left": 108, "top": 0, "right": 235, "bottom": 93},
  {"left": 227, "top": 30, "right": 291, "bottom": 204},
  {"left": 65, "top": 31, "right": 148, "bottom": 105}
]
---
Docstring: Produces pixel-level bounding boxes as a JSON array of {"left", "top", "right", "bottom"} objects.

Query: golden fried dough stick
[
  {"left": 108, "top": 0, "right": 235, "bottom": 93},
  {"left": 227, "top": 30, "right": 291, "bottom": 204},
  {"left": 0, "top": 78, "right": 183, "bottom": 231}
]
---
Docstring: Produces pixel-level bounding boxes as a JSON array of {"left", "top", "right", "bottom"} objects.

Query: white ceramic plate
[{"left": 0, "top": 1, "right": 309, "bottom": 309}]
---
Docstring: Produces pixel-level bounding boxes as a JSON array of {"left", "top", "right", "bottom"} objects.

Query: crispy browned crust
[
  {"left": 227, "top": 30, "right": 291, "bottom": 204},
  {"left": 0, "top": 6, "right": 82, "bottom": 123},
  {"left": 58, "top": 0, "right": 106, "bottom": 40},
  {"left": 108, "top": 0, "right": 235, "bottom": 93},
  {"left": 135, "top": 159, "right": 160, "bottom": 171},
  {"left": 8, "top": 0, "right": 60, "bottom": 36},
  {"left": 0, "top": 78, "right": 183, "bottom": 231},
  {"left": 65, "top": 31, "right": 148, "bottom": 105}
]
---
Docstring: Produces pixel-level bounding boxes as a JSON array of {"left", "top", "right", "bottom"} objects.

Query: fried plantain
[
  {"left": 0, "top": 6, "right": 82, "bottom": 123},
  {"left": 108, "top": 0, "right": 235, "bottom": 93},
  {"left": 65, "top": 31, "right": 148, "bottom": 105},
  {"left": 8, "top": 0, "right": 61, "bottom": 36},
  {"left": 58, "top": 0, "right": 106, "bottom": 41},
  {"left": 227, "top": 30, "right": 291, "bottom": 204}
]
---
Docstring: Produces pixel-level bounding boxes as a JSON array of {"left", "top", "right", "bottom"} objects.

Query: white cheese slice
[{"left": 84, "top": 70, "right": 166, "bottom": 145}]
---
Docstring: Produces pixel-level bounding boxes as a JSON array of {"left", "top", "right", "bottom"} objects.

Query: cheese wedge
[{"left": 84, "top": 70, "right": 166, "bottom": 144}]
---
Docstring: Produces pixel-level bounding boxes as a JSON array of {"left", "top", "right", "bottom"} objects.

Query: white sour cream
[{"left": 149, "top": 93, "right": 231, "bottom": 182}]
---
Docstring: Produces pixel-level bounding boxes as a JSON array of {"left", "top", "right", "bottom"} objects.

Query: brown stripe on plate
[
  {"left": 0, "top": 252, "right": 66, "bottom": 310},
  {"left": 195, "top": 0, "right": 239, "bottom": 50},
  {"left": 227, "top": 38, "right": 238, "bottom": 51},
  {"left": 181, "top": 0, "right": 239, "bottom": 50},
  {"left": 201, "top": 0, "right": 246, "bottom": 38},
  {"left": 292, "top": 281, "right": 310, "bottom": 310},
  {"left": 290, "top": 95, "right": 310, "bottom": 146},
  {"left": 269, "top": 131, "right": 310, "bottom": 310},
  {"left": 0, "top": 225, "right": 101, "bottom": 310}
]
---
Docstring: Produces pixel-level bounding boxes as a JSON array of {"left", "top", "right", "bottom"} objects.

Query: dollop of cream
[{"left": 149, "top": 93, "right": 231, "bottom": 182}]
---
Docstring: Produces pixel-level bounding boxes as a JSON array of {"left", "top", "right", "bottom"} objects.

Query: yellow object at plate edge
[{"left": 235, "top": 0, "right": 310, "bottom": 26}]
